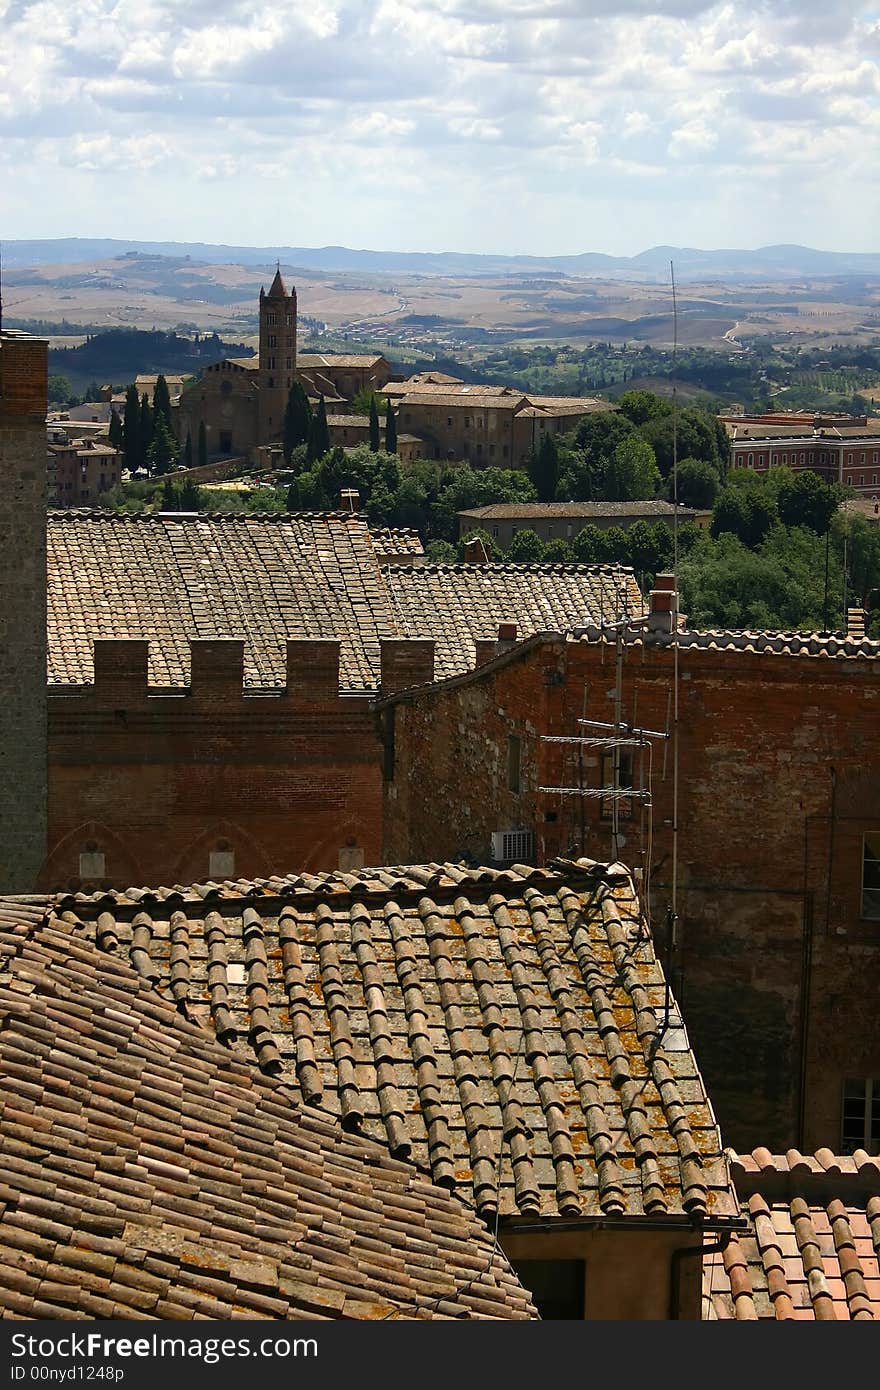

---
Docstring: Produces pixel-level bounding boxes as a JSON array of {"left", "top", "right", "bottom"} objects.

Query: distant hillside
[
  {"left": 6, "top": 238, "right": 880, "bottom": 282},
  {"left": 49, "top": 328, "right": 254, "bottom": 389}
]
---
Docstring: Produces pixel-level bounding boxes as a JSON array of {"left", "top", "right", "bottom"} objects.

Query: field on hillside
[{"left": 7, "top": 252, "right": 880, "bottom": 355}]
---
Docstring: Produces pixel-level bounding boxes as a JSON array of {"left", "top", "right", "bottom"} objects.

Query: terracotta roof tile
[
  {"left": 705, "top": 1149, "right": 880, "bottom": 1319},
  {"left": 0, "top": 911, "right": 536, "bottom": 1320},
  {"left": 47, "top": 513, "right": 640, "bottom": 693},
  {"left": 572, "top": 622, "right": 880, "bottom": 664},
  {"left": 54, "top": 858, "right": 735, "bottom": 1223}
]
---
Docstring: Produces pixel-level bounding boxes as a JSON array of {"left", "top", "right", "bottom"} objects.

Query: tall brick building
[
  {"left": 0, "top": 329, "right": 48, "bottom": 891},
  {"left": 42, "top": 508, "right": 641, "bottom": 891},
  {"left": 379, "top": 589, "right": 880, "bottom": 1158}
]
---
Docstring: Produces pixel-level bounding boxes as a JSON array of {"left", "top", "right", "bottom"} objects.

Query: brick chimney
[
  {"left": 648, "top": 572, "right": 678, "bottom": 634},
  {"left": 463, "top": 536, "right": 490, "bottom": 564},
  {"left": 846, "top": 606, "right": 867, "bottom": 640},
  {"left": 340, "top": 487, "right": 360, "bottom": 512}
]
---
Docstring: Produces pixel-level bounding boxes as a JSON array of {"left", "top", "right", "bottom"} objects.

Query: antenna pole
[{"left": 670, "top": 260, "right": 681, "bottom": 985}]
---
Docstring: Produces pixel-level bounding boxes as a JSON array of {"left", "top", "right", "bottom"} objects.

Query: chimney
[
  {"left": 846, "top": 607, "right": 866, "bottom": 640},
  {"left": 648, "top": 573, "right": 678, "bottom": 634},
  {"left": 340, "top": 487, "right": 360, "bottom": 513},
  {"left": 463, "top": 536, "right": 490, "bottom": 564}
]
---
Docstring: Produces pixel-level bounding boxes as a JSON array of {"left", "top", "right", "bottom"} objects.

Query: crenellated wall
[{"left": 44, "top": 635, "right": 435, "bottom": 892}]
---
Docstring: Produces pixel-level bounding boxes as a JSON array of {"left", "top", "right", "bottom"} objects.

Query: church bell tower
[{"left": 258, "top": 265, "right": 296, "bottom": 445}]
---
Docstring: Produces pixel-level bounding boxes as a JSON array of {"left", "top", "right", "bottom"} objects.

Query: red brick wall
[
  {"left": 383, "top": 637, "right": 880, "bottom": 1154},
  {"left": 45, "top": 640, "right": 384, "bottom": 891}
]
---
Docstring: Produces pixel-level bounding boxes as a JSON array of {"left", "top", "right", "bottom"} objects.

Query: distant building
[
  {"left": 728, "top": 421, "right": 880, "bottom": 493},
  {"left": 387, "top": 380, "right": 609, "bottom": 468},
  {"left": 458, "top": 499, "right": 710, "bottom": 548},
  {"left": 47, "top": 435, "right": 121, "bottom": 507}
]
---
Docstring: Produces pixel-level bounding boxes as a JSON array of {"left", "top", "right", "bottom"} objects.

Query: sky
[{"left": 1, "top": 0, "right": 879, "bottom": 256}]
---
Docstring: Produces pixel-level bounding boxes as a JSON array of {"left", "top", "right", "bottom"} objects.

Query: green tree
[
  {"left": 506, "top": 528, "right": 545, "bottom": 562},
  {"left": 603, "top": 435, "right": 660, "bottom": 501},
  {"left": 775, "top": 470, "right": 838, "bottom": 534},
  {"left": 161, "top": 480, "right": 179, "bottom": 511},
  {"left": 542, "top": 537, "right": 575, "bottom": 563},
  {"left": 180, "top": 478, "right": 201, "bottom": 510},
  {"left": 711, "top": 486, "right": 776, "bottom": 548},
  {"left": 368, "top": 394, "right": 380, "bottom": 452},
  {"left": 306, "top": 395, "right": 331, "bottom": 464},
  {"left": 123, "top": 384, "right": 141, "bottom": 470},
  {"left": 640, "top": 408, "right": 724, "bottom": 478},
  {"left": 572, "top": 524, "right": 605, "bottom": 564},
  {"left": 352, "top": 386, "right": 388, "bottom": 416},
  {"left": 675, "top": 457, "right": 720, "bottom": 509},
  {"left": 426, "top": 539, "right": 458, "bottom": 563},
  {"left": 197, "top": 420, "right": 208, "bottom": 470},
  {"left": 616, "top": 389, "right": 672, "bottom": 426},
  {"left": 282, "top": 380, "right": 313, "bottom": 464},
  {"left": 152, "top": 374, "right": 173, "bottom": 432},
  {"left": 48, "top": 374, "right": 75, "bottom": 406},
  {"left": 385, "top": 399, "right": 398, "bottom": 455},
  {"left": 148, "top": 416, "right": 177, "bottom": 476},
  {"left": 184, "top": 429, "right": 193, "bottom": 469},
  {"left": 556, "top": 411, "right": 635, "bottom": 500},
  {"left": 139, "top": 393, "right": 154, "bottom": 472},
  {"left": 531, "top": 433, "right": 559, "bottom": 503},
  {"left": 108, "top": 409, "right": 124, "bottom": 452}
]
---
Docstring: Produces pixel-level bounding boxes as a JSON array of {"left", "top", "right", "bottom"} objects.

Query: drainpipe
[{"left": 669, "top": 1230, "right": 733, "bottom": 1320}]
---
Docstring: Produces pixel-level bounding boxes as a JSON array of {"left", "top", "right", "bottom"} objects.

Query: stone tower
[
  {"left": 258, "top": 265, "right": 297, "bottom": 445},
  {"left": 0, "top": 329, "right": 48, "bottom": 891}
]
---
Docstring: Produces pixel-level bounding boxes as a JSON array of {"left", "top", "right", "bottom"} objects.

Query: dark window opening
[
  {"left": 863, "top": 832, "right": 880, "bottom": 920},
  {"left": 842, "top": 1078, "right": 880, "bottom": 1154},
  {"left": 512, "top": 1259, "right": 585, "bottom": 1320}
]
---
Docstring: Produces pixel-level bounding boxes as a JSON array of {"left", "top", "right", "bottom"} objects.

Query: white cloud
[{"left": 0, "top": 0, "right": 877, "bottom": 252}]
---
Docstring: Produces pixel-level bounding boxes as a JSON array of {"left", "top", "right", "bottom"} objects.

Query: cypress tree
[
  {"left": 139, "top": 393, "right": 154, "bottom": 473},
  {"left": 368, "top": 394, "right": 380, "bottom": 452},
  {"left": 161, "top": 479, "right": 179, "bottom": 511},
  {"left": 180, "top": 478, "right": 201, "bottom": 511},
  {"left": 531, "top": 433, "right": 559, "bottom": 503},
  {"left": 282, "top": 381, "right": 313, "bottom": 464},
  {"left": 197, "top": 420, "right": 208, "bottom": 470},
  {"left": 385, "top": 399, "right": 397, "bottom": 455},
  {"left": 184, "top": 429, "right": 193, "bottom": 469},
  {"left": 152, "top": 374, "right": 173, "bottom": 432},
  {"left": 122, "top": 384, "right": 140, "bottom": 470},
  {"left": 148, "top": 417, "right": 177, "bottom": 476},
  {"left": 316, "top": 395, "right": 330, "bottom": 457},
  {"left": 108, "top": 408, "right": 124, "bottom": 452}
]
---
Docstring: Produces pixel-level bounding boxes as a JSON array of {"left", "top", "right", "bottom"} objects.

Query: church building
[{"left": 176, "top": 269, "right": 391, "bottom": 460}]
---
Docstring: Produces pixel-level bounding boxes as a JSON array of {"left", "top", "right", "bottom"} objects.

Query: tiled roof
[
  {"left": 369, "top": 527, "right": 425, "bottom": 560},
  {"left": 46, "top": 513, "right": 646, "bottom": 693},
  {"left": 571, "top": 622, "right": 880, "bottom": 663},
  {"left": 54, "top": 858, "right": 736, "bottom": 1224},
  {"left": 0, "top": 909, "right": 535, "bottom": 1320},
  {"left": 387, "top": 564, "right": 644, "bottom": 680},
  {"left": 459, "top": 501, "right": 703, "bottom": 521},
  {"left": 399, "top": 392, "right": 529, "bottom": 411},
  {"left": 47, "top": 510, "right": 398, "bottom": 692},
  {"left": 326, "top": 414, "right": 372, "bottom": 428},
  {"left": 298, "top": 354, "right": 387, "bottom": 369},
  {"left": 706, "top": 1149, "right": 880, "bottom": 1320}
]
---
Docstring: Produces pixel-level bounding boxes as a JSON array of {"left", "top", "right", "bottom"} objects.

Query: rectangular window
[
  {"left": 447, "top": 417, "right": 453, "bottom": 427},
  {"left": 842, "top": 1078, "right": 880, "bottom": 1154},
  {"left": 507, "top": 735, "right": 521, "bottom": 794},
  {"left": 600, "top": 748, "right": 634, "bottom": 820},
  {"left": 511, "top": 1260, "right": 585, "bottom": 1320},
  {"left": 863, "top": 832, "right": 880, "bottom": 919},
  {"left": 209, "top": 849, "right": 235, "bottom": 879}
]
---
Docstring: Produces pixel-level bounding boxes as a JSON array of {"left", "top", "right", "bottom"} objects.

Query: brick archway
[
  {"left": 172, "top": 820, "right": 273, "bottom": 886},
  {"left": 40, "top": 820, "right": 143, "bottom": 894}
]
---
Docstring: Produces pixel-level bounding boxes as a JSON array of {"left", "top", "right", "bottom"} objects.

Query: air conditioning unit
[{"left": 491, "top": 828, "right": 534, "bottom": 865}]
